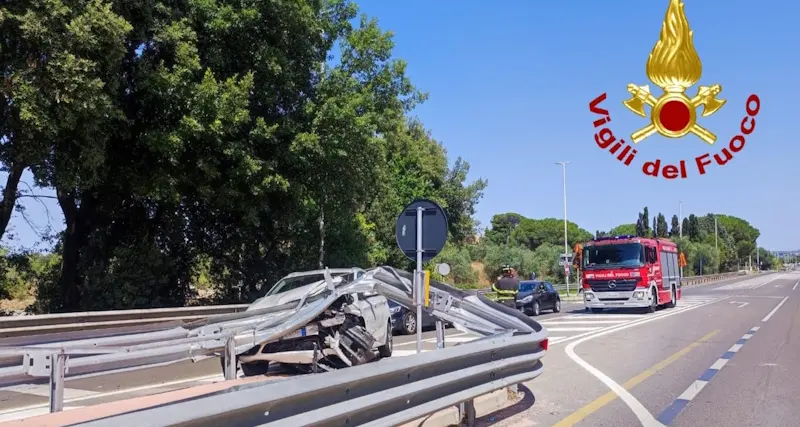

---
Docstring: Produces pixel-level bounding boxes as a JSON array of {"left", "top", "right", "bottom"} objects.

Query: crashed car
[{"left": 235, "top": 268, "right": 393, "bottom": 375}]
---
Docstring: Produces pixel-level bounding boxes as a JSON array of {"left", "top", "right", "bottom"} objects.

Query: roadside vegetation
[{"left": 0, "top": 1, "right": 780, "bottom": 314}]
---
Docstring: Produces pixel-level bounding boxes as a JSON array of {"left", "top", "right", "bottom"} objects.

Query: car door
[
  {"left": 544, "top": 282, "right": 557, "bottom": 309},
  {"left": 357, "top": 290, "right": 388, "bottom": 346},
  {"left": 535, "top": 282, "right": 549, "bottom": 308}
]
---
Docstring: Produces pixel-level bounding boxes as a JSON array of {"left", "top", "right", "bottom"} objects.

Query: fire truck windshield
[{"left": 583, "top": 243, "right": 644, "bottom": 269}]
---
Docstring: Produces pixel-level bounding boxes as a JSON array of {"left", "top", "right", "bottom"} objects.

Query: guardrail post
[
  {"left": 460, "top": 399, "right": 476, "bottom": 426},
  {"left": 49, "top": 351, "right": 67, "bottom": 412},
  {"left": 223, "top": 336, "right": 237, "bottom": 380},
  {"left": 435, "top": 320, "right": 445, "bottom": 349}
]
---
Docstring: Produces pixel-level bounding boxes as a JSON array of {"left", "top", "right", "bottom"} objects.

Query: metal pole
[
  {"left": 756, "top": 239, "right": 760, "bottom": 271},
  {"left": 49, "top": 351, "right": 67, "bottom": 413},
  {"left": 224, "top": 336, "right": 237, "bottom": 380},
  {"left": 415, "top": 206, "right": 424, "bottom": 354},
  {"left": 556, "top": 161, "right": 570, "bottom": 296},
  {"left": 435, "top": 320, "right": 445, "bottom": 349},
  {"left": 714, "top": 216, "right": 718, "bottom": 252}
]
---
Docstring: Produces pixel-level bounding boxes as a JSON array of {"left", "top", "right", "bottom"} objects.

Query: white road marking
[
  {"left": 547, "top": 326, "right": 605, "bottom": 332},
  {"left": 563, "top": 295, "right": 731, "bottom": 427},
  {"left": 728, "top": 343, "right": 743, "bottom": 353},
  {"left": 728, "top": 301, "right": 749, "bottom": 308},
  {"left": 741, "top": 333, "right": 754, "bottom": 340},
  {"left": 0, "top": 373, "right": 225, "bottom": 419},
  {"left": 709, "top": 358, "right": 729, "bottom": 370},
  {"left": 793, "top": 280, "right": 798, "bottom": 291},
  {"left": 2, "top": 384, "right": 100, "bottom": 399},
  {"left": 541, "top": 320, "right": 626, "bottom": 325},
  {"left": 762, "top": 296, "right": 789, "bottom": 322},
  {"left": 393, "top": 332, "right": 470, "bottom": 347},
  {"left": 676, "top": 380, "right": 709, "bottom": 401}
]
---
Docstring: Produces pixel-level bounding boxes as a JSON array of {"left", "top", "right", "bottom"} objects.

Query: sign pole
[{"left": 415, "top": 205, "right": 424, "bottom": 354}]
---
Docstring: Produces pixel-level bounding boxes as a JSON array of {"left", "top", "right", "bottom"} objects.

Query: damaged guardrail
[
  {"left": 70, "top": 332, "right": 547, "bottom": 427},
  {"left": 0, "top": 266, "right": 546, "bottom": 415}
]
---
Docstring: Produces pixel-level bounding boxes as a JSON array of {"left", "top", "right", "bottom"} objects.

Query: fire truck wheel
[
  {"left": 646, "top": 288, "right": 657, "bottom": 313},
  {"left": 665, "top": 286, "right": 677, "bottom": 308}
]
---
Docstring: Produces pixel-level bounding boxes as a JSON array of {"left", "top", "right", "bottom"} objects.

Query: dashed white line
[
  {"left": 709, "top": 358, "right": 729, "bottom": 370},
  {"left": 761, "top": 296, "right": 789, "bottom": 322},
  {"left": 676, "top": 380, "right": 709, "bottom": 401},
  {"left": 728, "top": 343, "right": 744, "bottom": 353}
]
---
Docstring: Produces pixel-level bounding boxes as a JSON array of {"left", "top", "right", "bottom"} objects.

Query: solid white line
[
  {"left": 793, "top": 281, "right": 798, "bottom": 291},
  {"left": 567, "top": 314, "right": 646, "bottom": 319},
  {"left": 728, "top": 343, "right": 743, "bottom": 353},
  {"left": 393, "top": 332, "right": 469, "bottom": 347},
  {"left": 751, "top": 277, "right": 779, "bottom": 290},
  {"left": 562, "top": 295, "right": 730, "bottom": 426},
  {"left": 547, "top": 327, "right": 604, "bottom": 332},
  {"left": 677, "top": 380, "right": 709, "bottom": 401},
  {"left": 761, "top": 296, "right": 789, "bottom": 322},
  {"left": 2, "top": 384, "right": 100, "bottom": 399},
  {"left": 540, "top": 320, "right": 626, "bottom": 325},
  {"left": 741, "top": 333, "right": 754, "bottom": 340},
  {"left": 0, "top": 373, "right": 225, "bottom": 416},
  {"left": 709, "top": 358, "right": 729, "bottom": 370}
]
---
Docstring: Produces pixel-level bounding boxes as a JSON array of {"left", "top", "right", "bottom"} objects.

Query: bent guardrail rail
[
  {"left": 70, "top": 333, "right": 546, "bottom": 427},
  {"left": 0, "top": 266, "right": 546, "bottom": 415}
]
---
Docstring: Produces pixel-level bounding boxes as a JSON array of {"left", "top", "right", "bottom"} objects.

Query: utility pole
[
  {"left": 556, "top": 161, "right": 571, "bottom": 296},
  {"left": 678, "top": 201, "right": 683, "bottom": 238},
  {"left": 756, "top": 239, "right": 760, "bottom": 271},
  {"left": 714, "top": 216, "right": 718, "bottom": 252}
]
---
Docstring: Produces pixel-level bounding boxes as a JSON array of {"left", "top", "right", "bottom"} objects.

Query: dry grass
[
  {"left": 0, "top": 297, "right": 33, "bottom": 313},
  {"left": 471, "top": 261, "right": 490, "bottom": 286}
]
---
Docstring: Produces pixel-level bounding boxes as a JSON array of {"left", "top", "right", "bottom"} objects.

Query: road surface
[{"left": 1, "top": 272, "right": 798, "bottom": 426}]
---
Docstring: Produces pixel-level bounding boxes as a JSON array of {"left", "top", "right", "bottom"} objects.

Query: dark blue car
[{"left": 388, "top": 300, "right": 437, "bottom": 335}]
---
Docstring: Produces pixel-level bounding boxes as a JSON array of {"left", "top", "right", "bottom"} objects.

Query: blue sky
[{"left": 2, "top": 0, "right": 798, "bottom": 251}]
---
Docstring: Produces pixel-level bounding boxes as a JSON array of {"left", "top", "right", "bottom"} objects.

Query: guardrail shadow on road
[{"left": 473, "top": 384, "right": 536, "bottom": 427}]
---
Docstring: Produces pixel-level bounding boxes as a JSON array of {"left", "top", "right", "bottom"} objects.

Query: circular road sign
[{"left": 395, "top": 199, "right": 448, "bottom": 262}]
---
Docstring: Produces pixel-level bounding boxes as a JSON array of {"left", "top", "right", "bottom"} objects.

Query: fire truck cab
[{"left": 581, "top": 235, "right": 681, "bottom": 313}]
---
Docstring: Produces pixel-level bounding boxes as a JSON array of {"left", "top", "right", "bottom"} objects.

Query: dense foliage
[{"left": 1, "top": 0, "right": 488, "bottom": 312}]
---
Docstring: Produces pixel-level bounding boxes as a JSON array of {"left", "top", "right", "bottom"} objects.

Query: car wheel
[
  {"left": 401, "top": 311, "right": 416, "bottom": 335},
  {"left": 553, "top": 299, "right": 561, "bottom": 313},
  {"left": 378, "top": 321, "right": 393, "bottom": 358},
  {"left": 532, "top": 301, "right": 541, "bottom": 316}
]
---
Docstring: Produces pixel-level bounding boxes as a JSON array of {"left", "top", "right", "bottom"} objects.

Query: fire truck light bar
[{"left": 595, "top": 235, "right": 636, "bottom": 241}]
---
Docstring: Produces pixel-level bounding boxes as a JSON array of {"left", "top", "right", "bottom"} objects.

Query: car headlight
[
  {"left": 519, "top": 295, "right": 533, "bottom": 304},
  {"left": 389, "top": 306, "right": 401, "bottom": 314}
]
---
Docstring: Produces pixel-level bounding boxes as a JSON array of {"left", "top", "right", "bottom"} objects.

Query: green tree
[
  {"left": 656, "top": 213, "right": 669, "bottom": 237},
  {"left": 484, "top": 213, "right": 523, "bottom": 245},
  {"left": 512, "top": 218, "right": 593, "bottom": 252},
  {"left": 670, "top": 215, "right": 680, "bottom": 236},
  {"left": 609, "top": 223, "right": 637, "bottom": 236}
]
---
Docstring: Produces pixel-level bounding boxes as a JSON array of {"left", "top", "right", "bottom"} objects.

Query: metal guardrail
[
  {"left": 71, "top": 333, "right": 546, "bottom": 427},
  {"left": 0, "top": 266, "right": 547, "bottom": 418}
]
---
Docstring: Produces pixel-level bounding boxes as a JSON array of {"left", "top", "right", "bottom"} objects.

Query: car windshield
[
  {"left": 266, "top": 272, "right": 349, "bottom": 296},
  {"left": 583, "top": 243, "right": 644, "bottom": 269},
  {"left": 519, "top": 282, "right": 537, "bottom": 292}
]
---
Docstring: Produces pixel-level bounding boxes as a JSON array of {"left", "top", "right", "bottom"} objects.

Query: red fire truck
[{"left": 580, "top": 235, "right": 681, "bottom": 313}]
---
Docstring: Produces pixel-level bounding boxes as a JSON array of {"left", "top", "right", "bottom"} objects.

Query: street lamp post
[{"left": 556, "top": 161, "right": 571, "bottom": 296}]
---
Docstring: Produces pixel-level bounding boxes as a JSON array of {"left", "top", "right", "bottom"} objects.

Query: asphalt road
[{"left": 1, "top": 272, "right": 798, "bottom": 426}]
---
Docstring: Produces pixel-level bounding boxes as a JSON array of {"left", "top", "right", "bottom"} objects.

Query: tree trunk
[
  {"left": 318, "top": 207, "right": 325, "bottom": 269},
  {"left": 56, "top": 189, "right": 95, "bottom": 312},
  {"left": 0, "top": 163, "right": 25, "bottom": 241}
]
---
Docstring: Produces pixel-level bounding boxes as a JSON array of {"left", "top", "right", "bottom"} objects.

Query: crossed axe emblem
[{"left": 623, "top": 84, "right": 726, "bottom": 145}]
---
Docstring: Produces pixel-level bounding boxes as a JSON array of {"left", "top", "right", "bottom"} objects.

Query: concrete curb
[{"left": 398, "top": 387, "right": 510, "bottom": 427}]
